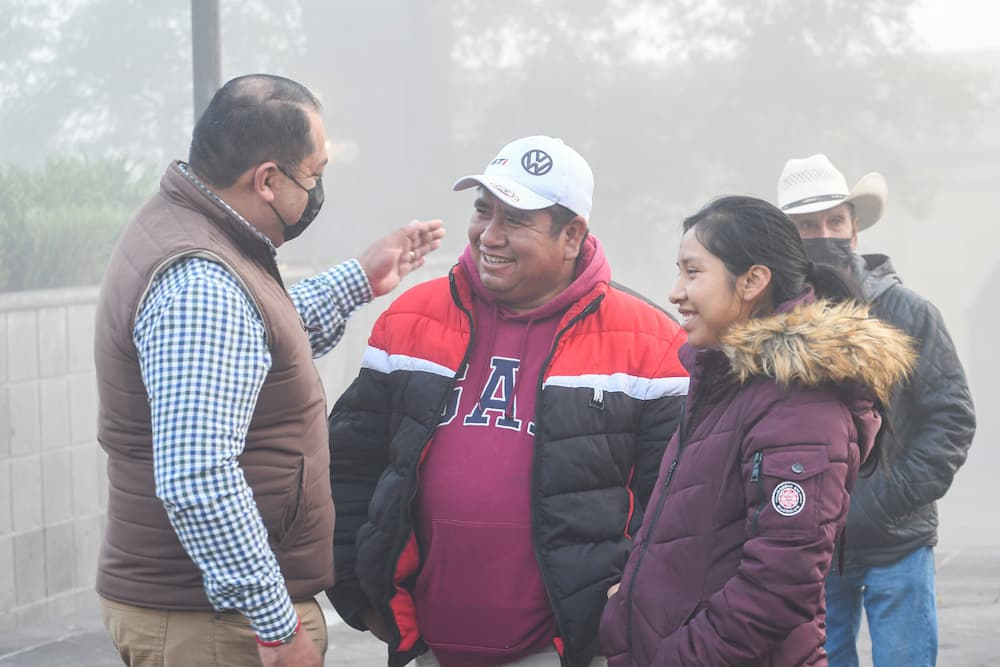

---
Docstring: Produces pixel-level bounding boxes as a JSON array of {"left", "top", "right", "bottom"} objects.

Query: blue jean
[{"left": 824, "top": 546, "right": 937, "bottom": 667}]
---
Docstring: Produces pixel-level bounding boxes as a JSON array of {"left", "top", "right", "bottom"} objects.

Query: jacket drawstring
[
  {"left": 506, "top": 315, "right": 536, "bottom": 419},
  {"left": 472, "top": 302, "right": 501, "bottom": 415}
]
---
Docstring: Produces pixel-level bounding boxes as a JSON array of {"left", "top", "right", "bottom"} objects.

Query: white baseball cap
[
  {"left": 453, "top": 135, "right": 594, "bottom": 219},
  {"left": 777, "top": 154, "right": 888, "bottom": 231}
]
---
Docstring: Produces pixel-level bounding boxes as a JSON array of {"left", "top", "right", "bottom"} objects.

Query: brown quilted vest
[{"left": 95, "top": 162, "right": 334, "bottom": 608}]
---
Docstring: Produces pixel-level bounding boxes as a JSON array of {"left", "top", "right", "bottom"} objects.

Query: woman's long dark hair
[
  {"left": 682, "top": 195, "right": 859, "bottom": 305},
  {"left": 682, "top": 196, "right": 884, "bottom": 474}
]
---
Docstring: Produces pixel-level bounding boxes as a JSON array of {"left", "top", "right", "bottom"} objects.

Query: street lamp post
[{"left": 191, "top": 0, "right": 221, "bottom": 122}]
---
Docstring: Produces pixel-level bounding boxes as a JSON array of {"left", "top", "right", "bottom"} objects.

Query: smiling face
[
  {"left": 669, "top": 228, "right": 758, "bottom": 348},
  {"left": 467, "top": 189, "right": 585, "bottom": 312}
]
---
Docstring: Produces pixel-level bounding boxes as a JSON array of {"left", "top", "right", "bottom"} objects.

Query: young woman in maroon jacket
[{"left": 598, "top": 196, "right": 915, "bottom": 666}]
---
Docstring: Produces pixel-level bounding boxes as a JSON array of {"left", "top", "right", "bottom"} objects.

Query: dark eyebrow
[
  {"left": 504, "top": 207, "right": 531, "bottom": 222},
  {"left": 473, "top": 196, "right": 529, "bottom": 222}
]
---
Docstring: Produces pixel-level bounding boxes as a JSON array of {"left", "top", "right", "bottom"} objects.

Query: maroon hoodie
[{"left": 413, "top": 237, "right": 610, "bottom": 666}]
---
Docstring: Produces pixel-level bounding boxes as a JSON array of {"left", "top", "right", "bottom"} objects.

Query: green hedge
[{"left": 0, "top": 158, "right": 155, "bottom": 292}]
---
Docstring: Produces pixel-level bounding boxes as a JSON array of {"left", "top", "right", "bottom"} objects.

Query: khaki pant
[
  {"left": 100, "top": 595, "right": 327, "bottom": 667},
  {"left": 415, "top": 645, "right": 607, "bottom": 666}
]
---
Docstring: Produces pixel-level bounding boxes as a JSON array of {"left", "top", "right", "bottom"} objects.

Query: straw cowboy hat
[{"left": 777, "top": 154, "right": 888, "bottom": 231}]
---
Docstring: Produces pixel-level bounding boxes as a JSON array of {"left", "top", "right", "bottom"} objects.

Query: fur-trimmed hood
[{"left": 720, "top": 300, "right": 916, "bottom": 405}]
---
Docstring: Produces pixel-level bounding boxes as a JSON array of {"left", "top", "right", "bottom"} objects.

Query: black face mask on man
[
  {"left": 801, "top": 237, "right": 854, "bottom": 270},
  {"left": 270, "top": 165, "right": 325, "bottom": 242}
]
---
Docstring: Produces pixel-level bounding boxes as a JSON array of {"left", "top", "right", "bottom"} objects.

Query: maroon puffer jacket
[{"left": 599, "top": 297, "right": 914, "bottom": 666}]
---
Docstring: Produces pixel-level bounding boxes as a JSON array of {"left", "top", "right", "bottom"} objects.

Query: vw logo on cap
[
  {"left": 452, "top": 135, "right": 594, "bottom": 219},
  {"left": 521, "top": 149, "right": 553, "bottom": 176}
]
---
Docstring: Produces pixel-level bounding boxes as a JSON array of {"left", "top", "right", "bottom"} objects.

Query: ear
[
  {"left": 740, "top": 264, "right": 772, "bottom": 303},
  {"left": 252, "top": 162, "right": 280, "bottom": 203},
  {"left": 562, "top": 216, "right": 588, "bottom": 260},
  {"left": 850, "top": 218, "right": 860, "bottom": 251}
]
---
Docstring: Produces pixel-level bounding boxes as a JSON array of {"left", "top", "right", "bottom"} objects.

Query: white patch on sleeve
[{"left": 771, "top": 481, "right": 806, "bottom": 517}]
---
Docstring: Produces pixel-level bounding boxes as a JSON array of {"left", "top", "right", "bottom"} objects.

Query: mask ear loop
[
  {"left": 269, "top": 202, "right": 293, "bottom": 230},
  {"left": 272, "top": 166, "right": 325, "bottom": 242}
]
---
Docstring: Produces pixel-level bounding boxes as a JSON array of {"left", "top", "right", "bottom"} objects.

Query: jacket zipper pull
[
  {"left": 750, "top": 451, "right": 766, "bottom": 536},
  {"left": 589, "top": 387, "right": 605, "bottom": 410},
  {"left": 750, "top": 451, "right": 763, "bottom": 482}
]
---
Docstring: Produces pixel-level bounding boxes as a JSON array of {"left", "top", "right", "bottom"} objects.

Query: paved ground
[{"left": 0, "top": 546, "right": 996, "bottom": 666}]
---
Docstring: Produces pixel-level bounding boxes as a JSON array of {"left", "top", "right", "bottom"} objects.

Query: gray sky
[{"left": 912, "top": 0, "right": 1000, "bottom": 50}]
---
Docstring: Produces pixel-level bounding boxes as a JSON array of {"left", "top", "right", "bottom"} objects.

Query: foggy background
[{"left": 1, "top": 0, "right": 997, "bottom": 555}]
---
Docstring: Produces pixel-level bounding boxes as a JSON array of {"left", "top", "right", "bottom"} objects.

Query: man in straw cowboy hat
[{"left": 776, "top": 154, "right": 976, "bottom": 666}]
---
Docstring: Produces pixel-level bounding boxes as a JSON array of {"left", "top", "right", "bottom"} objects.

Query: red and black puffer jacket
[{"left": 327, "top": 262, "right": 688, "bottom": 667}]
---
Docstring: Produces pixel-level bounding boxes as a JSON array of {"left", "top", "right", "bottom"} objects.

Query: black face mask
[
  {"left": 801, "top": 237, "right": 853, "bottom": 270},
  {"left": 271, "top": 165, "right": 325, "bottom": 242}
]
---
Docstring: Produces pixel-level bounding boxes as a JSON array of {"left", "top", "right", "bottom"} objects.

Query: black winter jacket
[
  {"left": 326, "top": 263, "right": 687, "bottom": 666},
  {"left": 841, "top": 254, "right": 976, "bottom": 567}
]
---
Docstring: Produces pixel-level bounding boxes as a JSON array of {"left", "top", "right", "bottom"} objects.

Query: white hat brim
[
  {"left": 844, "top": 172, "right": 887, "bottom": 231},
  {"left": 781, "top": 172, "right": 887, "bottom": 230},
  {"left": 452, "top": 174, "right": 555, "bottom": 211}
]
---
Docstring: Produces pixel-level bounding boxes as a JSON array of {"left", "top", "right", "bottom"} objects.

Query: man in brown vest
[{"left": 94, "top": 74, "right": 445, "bottom": 667}]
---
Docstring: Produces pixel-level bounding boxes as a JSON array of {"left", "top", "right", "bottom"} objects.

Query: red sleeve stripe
[
  {"left": 543, "top": 373, "right": 689, "bottom": 400},
  {"left": 361, "top": 346, "right": 457, "bottom": 378}
]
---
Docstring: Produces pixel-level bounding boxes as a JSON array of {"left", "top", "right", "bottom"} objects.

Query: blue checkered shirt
[{"left": 134, "top": 254, "right": 371, "bottom": 642}]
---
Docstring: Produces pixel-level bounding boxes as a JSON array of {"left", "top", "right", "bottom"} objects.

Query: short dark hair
[
  {"left": 188, "top": 74, "right": 321, "bottom": 188},
  {"left": 547, "top": 203, "right": 578, "bottom": 237},
  {"left": 682, "top": 196, "right": 858, "bottom": 305}
]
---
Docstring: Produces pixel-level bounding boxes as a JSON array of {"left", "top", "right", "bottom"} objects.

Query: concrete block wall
[{"left": 0, "top": 287, "right": 105, "bottom": 629}]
